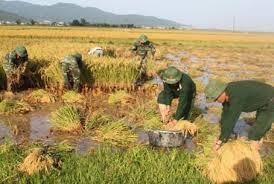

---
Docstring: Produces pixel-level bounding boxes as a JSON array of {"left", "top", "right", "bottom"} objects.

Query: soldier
[
  {"left": 205, "top": 80, "right": 274, "bottom": 151},
  {"left": 60, "top": 52, "right": 83, "bottom": 91},
  {"left": 3, "top": 45, "right": 28, "bottom": 91},
  {"left": 131, "top": 34, "right": 156, "bottom": 83},
  {"left": 158, "top": 66, "right": 196, "bottom": 126},
  {"left": 88, "top": 47, "right": 104, "bottom": 57}
]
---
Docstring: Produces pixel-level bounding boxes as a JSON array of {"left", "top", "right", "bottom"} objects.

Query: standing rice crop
[
  {"left": 40, "top": 61, "right": 64, "bottom": 90},
  {"left": 86, "top": 57, "right": 139, "bottom": 90}
]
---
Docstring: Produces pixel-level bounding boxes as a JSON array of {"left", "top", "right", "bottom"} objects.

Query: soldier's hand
[{"left": 213, "top": 139, "right": 222, "bottom": 152}]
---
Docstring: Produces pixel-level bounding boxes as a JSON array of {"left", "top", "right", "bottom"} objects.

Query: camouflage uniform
[
  {"left": 131, "top": 34, "right": 156, "bottom": 82},
  {"left": 3, "top": 46, "right": 28, "bottom": 91},
  {"left": 60, "top": 53, "right": 82, "bottom": 91}
]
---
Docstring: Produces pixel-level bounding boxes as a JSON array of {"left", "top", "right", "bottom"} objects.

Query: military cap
[
  {"left": 15, "top": 45, "right": 28, "bottom": 57},
  {"left": 139, "top": 34, "right": 149, "bottom": 43},
  {"left": 161, "top": 66, "right": 182, "bottom": 84},
  {"left": 205, "top": 80, "right": 228, "bottom": 102}
]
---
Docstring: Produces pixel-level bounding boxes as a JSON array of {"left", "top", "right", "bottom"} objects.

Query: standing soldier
[
  {"left": 60, "top": 52, "right": 83, "bottom": 92},
  {"left": 158, "top": 66, "right": 196, "bottom": 126},
  {"left": 205, "top": 80, "right": 274, "bottom": 151},
  {"left": 3, "top": 46, "right": 28, "bottom": 92},
  {"left": 131, "top": 34, "right": 156, "bottom": 83}
]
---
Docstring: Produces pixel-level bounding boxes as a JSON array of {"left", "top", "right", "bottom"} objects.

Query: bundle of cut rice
[
  {"left": 18, "top": 148, "right": 54, "bottom": 175},
  {"left": 165, "top": 120, "right": 198, "bottom": 137},
  {"left": 107, "top": 91, "right": 134, "bottom": 105},
  {"left": 27, "top": 89, "right": 56, "bottom": 103},
  {"left": 205, "top": 140, "right": 263, "bottom": 184},
  {"left": 61, "top": 91, "right": 84, "bottom": 103}
]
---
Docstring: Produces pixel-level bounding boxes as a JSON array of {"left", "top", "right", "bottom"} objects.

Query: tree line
[{"left": 70, "top": 18, "right": 136, "bottom": 28}]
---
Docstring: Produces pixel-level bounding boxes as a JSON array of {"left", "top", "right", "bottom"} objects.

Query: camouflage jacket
[
  {"left": 3, "top": 50, "right": 28, "bottom": 74},
  {"left": 60, "top": 55, "right": 82, "bottom": 69},
  {"left": 131, "top": 41, "right": 156, "bottom": 58}
]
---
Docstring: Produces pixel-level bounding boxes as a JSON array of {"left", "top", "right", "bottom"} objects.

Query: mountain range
[
  {"left": 0, "top": 0, "right": 183, "bottom": 27},
  {"left": 0, "top": 9, "right": 28, "bottom": 22}
]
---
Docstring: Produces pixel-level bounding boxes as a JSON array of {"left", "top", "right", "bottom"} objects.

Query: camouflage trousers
[
  {"left": 61, "top": 61, "right": 81, "bottom": 91},
  {"left": 136, "top": 56, "right": 148, "bottom": 84}
]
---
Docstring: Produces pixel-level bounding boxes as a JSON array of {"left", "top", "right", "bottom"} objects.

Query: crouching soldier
[
  {"left": 131, "top": 34, "right": 156, "bottom": 83},
  {"left": 88, "top": 47, "right": 104, "bottom": 57},
  {"left": 205, "top": 80, "right": 274, "bottom": 151},
  {"left": 158, "top": 66, "right": 196, "bottom": 126},
  {"left": 3, "top": 45, "right": 28, "bottom": 92},
  {"left": 60, "top": 52, "right": 83, "bottom": 91}
]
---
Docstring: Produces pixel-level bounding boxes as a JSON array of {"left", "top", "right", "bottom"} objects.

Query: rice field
[{"left": 0, "top": 26, "right": 274, "bottom": 183}]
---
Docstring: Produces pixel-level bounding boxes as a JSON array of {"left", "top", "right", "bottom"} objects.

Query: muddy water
[
  {"left": 0, "top": 123, "right": 11, "bottom": 144},
  {"left": 0, "top": 100, "right": 151, "bottom": 153},
  {"left": 29, "top": 111, "right": 52, "bottom": 141},
  {"left": 0, "top": 103, "right": 102, "bottom": 153}
]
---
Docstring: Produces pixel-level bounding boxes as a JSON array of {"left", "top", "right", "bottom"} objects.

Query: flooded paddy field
[{"left": 0, "top": 26, "right": 273, "bottom": 183}]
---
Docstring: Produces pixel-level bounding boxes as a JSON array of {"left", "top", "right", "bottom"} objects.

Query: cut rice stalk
[
  {"left": 61, "top": 91, "right": 84, "bottom": 103},
  {"left": 205, "top": 140, "right": 263, "bottom": 184},
  {"left": 50, "top": 105, "right": 82, "bottom": 133},
  {"left": 165, "top": 120, "right": 198, "bottom": 137},
  {"left": 94, "top": 120, "right": 137, "bottom": 146},
  {"left": 107, "top": 91, "right": 134, "bottom": 105},
  {"left": 27, "top": 89, "right": 56, "bottom": 103},
  {"left": 18, "top": 148, "right": 54, "bottom": 175}
]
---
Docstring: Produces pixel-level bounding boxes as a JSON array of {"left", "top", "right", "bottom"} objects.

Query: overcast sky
[{"left": 4, "top": 0, "right": 274, "bottom": 32}]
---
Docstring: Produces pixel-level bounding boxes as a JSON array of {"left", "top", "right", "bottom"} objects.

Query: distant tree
[
  {"left": 71, "top": 19, "right": 81, "bottom": 26},
  {"left": 51, "top": 22, "right": 57, "bottom": 26},
  {"left": 80, "top": 18, "right": 89, "bottom": 26},
  {"left": 30, "top": 19, "right": 36, "bottom": 25},
  {"left": 16, "top": 19, "right": 21, "bottom": 25}
]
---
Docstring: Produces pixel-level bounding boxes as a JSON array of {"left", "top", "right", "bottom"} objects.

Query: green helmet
[
  {"left": 161, "top": 66, "right": 182, "bottom": 84},
  {"left": 72, "top": 52, "right": 82, "bottom": 61},
  {"left": 139, "top": 34, "right": 149, "bottom": 43},
  {"left": 15, "top": 45, "right": 28, "bottom": 57},
  {"left": 205, "top": 80, "right": 228, "bottom": 102}
]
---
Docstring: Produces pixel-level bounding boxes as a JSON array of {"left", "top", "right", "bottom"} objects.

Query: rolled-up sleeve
[{"left": 157, "top": 83, "right": 174, "bottom": 105}]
